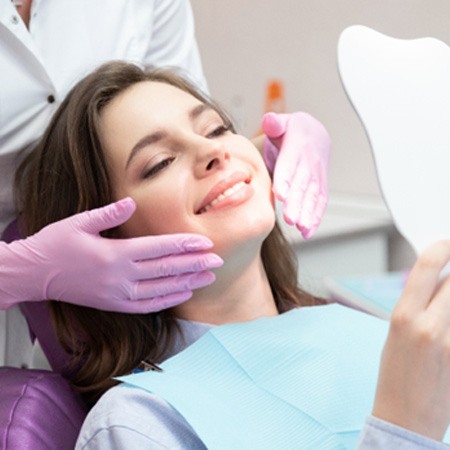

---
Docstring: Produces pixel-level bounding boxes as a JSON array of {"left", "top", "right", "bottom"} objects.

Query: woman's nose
[{"left": 194, "top": 139, "right": 230, "bottom": 177}]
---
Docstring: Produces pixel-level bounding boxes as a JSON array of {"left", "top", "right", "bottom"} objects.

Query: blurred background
[{"left": 191, "top": 0, "right": 450, "bottom": 295}]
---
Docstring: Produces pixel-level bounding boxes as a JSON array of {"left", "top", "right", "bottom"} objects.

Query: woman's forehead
[
  {"left": 119, "top": 80, "right": 200, "bottom": 109},
  {"left": 104, "top": 82, "right": 220, "bottom": 134}
]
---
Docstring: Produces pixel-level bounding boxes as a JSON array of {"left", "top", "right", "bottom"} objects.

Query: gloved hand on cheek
[
  {"left": 0, "top": 197, "right": 223, "bottom": 313},
  {"left": 262, "top": 112, "right": 331, "bottom": 239}
]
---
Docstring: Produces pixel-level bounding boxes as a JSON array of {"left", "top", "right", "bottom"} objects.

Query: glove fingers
[
  {"left": 271, "top": 128, "right": 303, "bottom": 201},
  {"left": 114, "top": 291, "right": 193, "bottom": 314},
  {"left": 282, "top": 167, "right": 310, "bottom": 226},
  {"left": 295, "top": 180, "right": 318, "bottom": 231},
  {"left": 299, "top": 163, "right": 328, "bottom": 238},
  {"left": 302, "top": 194, "right": 327, "bottom": 239},
  {"left": 140, "top": 292, "right": 194, "bottom": 312},
  {"left": 133, "top": 252, "right": 223, "bottom": 279},
  {"left": 297, "top": 189, "right": 327, "bottom": 239},
  {"left": 117, "top": 233, "right": 214, "bottom": 261},
  {"left": 76, "top": 198, "right": 137, "bottom": 234},
  {"left": 133, "top": 271, "right": 216, "bottom": 300},
  {"left": 261, "top": 112, "right": 289, "bottom": 138}
]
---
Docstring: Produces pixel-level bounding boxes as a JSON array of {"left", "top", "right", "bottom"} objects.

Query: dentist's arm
[
  {"left": 0, "top": 197, "right": 222, "bottom": 313},
  {"left": 258, "top": 112, "right": 331, "bottom": 239}
]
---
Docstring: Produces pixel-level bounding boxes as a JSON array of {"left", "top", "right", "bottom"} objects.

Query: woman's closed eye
[
  {"left": 207, "top": 124, "right": 231, "bottom": 139},
  {"left": 140, "top": 124, "right": 231, "bottom": 179},
  {"left": 142, "top": 156, "right": 175, "bottom": 179}
]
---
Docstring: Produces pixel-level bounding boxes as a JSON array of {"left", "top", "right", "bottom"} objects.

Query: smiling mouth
[{"left": 196, "top": 180, "right": 250, "bottom": 215}]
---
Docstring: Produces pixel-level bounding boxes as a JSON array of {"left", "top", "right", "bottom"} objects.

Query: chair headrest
[{"left": 0, "top": 367, "right": 87, "bottom": 450}]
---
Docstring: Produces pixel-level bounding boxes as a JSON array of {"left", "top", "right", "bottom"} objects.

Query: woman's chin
[{"left": 207, "top": 209, "right": 276, "bottom": 254}]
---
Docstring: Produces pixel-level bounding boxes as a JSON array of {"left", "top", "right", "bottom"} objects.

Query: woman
[
  {"left": 1, "top": 0, "right": 329, "bottom": 315},
  {"left": 15, "top": 62, "right": 450, "bottom": 449},
  {"left": 1, "top": 0, "right": 330, "bottom": 374}
]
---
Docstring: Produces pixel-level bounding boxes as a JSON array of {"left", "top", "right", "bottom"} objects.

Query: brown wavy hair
[{"left": 15, "top": 61, "right": 323, "bottom": 406}]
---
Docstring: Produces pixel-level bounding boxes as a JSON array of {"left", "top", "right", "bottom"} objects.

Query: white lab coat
[{"left": 0, "top": 0, "right": 207, "bottom": 368}]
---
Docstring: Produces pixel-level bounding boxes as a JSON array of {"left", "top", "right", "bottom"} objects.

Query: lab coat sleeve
[
  {"left": 357, "top": 416, "right": 450, "bottom": 449},
  {"left": 144, "top": 0, "right": 208, "bottom": 93}
]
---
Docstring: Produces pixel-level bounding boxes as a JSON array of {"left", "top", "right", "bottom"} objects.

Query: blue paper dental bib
[{"left": 119, "top": 304, "right": 388, "bottom": 449}]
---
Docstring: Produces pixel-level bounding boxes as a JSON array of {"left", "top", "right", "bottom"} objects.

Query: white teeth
[{"left": 199, "top": 181, "right": 247, "bottom": 214}]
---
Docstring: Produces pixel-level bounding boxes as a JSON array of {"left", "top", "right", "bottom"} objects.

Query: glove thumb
[
  {"left": 261, "top": 112, "right": 290, "bottom": 139},
  {"left": 74, "top": 197, "right": 137, "bottom": 235}
]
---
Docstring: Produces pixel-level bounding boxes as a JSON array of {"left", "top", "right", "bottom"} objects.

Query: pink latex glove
[
  {"left": 0, "top": 197, "right": 222, "bottom": 313},
  {"left": 262, "top": 112, "right": 331, "bottom": 239}
]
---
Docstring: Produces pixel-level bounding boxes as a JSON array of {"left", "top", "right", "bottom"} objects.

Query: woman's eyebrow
[
  {"left": 125, "top": 104, "right": 216, "bottom": 170},
  {"left": 190, "top": 103, "right": 215, "bottom": 121},
  {"left": 125, "top": 131, "right": 165, "bottom": 170}
]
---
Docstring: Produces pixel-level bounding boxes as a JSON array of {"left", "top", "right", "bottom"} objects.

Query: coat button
[{"left": 47, "top": 94, "right": 55, "bottom": 104}]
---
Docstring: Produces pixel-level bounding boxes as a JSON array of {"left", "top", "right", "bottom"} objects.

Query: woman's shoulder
[{"left": 75, "top": 384, "right": 206, "bottom": 449}]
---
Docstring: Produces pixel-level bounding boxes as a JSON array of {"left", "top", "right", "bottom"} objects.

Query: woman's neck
[{"left": 172, "top": 253, "right": 278, "bottom": 325}]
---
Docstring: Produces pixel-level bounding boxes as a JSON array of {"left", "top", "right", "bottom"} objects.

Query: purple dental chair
[{"left": 0, "top": 220, "right": 88, "bottom": 450}]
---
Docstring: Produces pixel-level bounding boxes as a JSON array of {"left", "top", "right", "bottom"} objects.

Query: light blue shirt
[
  {"left": 76, "top": 384, "right": 449, "bottom": 449},
  {"left": 76, "top": 309, "right": 450, "bottom": 449}
]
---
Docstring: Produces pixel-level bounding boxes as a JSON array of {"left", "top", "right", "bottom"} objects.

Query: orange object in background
[
  {"left": 265, "top": 80, "right": 286, "bottom": 114},
  {"left": 255, "top": 80, "right": 286, "bottom": 137}
]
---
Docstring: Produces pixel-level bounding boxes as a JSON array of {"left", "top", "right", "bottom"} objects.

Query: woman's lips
[
  {"left": 195, "top": 172, "right": 251, "bottom": 215},
  {"left": 198, "top": 180, "right": 248, "bottom": 214}
]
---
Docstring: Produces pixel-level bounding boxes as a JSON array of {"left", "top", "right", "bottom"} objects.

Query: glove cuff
[{"left": 0, "top": 240, "right": 46, "bottom": 307}]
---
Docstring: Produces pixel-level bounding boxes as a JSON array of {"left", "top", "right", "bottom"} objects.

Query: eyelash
[
  {"left": 207, "top": 124, "right": 231, "bottom": 138},
  {"left": 142, "top": 124, "right": 231, "bottom": 179},
  {"left": 143, "top": 157, "right": 175, "bottom": 179}
]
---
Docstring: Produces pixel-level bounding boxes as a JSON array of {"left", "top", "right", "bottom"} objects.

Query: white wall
[{"left": 191, "top": 0, "right": 450, "bottom": 198}]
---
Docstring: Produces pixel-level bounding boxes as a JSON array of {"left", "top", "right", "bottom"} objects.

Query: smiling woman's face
[{"left": 99, "top": 80, "right": 275, "bottom": 256}]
